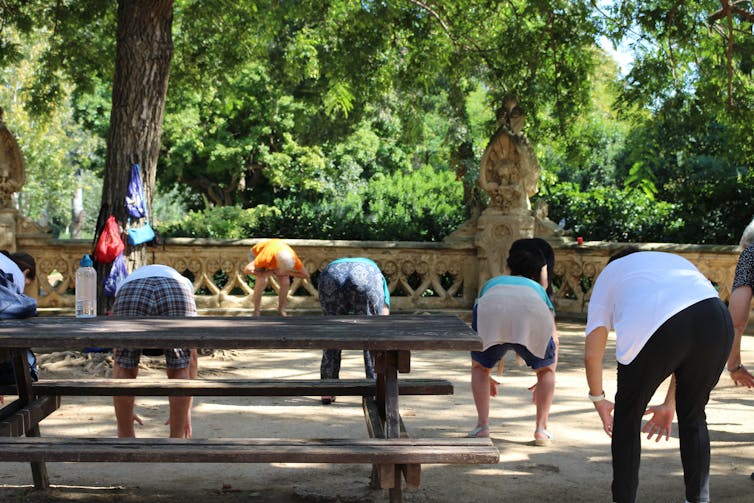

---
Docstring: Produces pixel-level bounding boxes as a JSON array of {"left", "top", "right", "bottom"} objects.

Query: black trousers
[{"left": 611, "top": 297, "right": 733, "bottom": 503}]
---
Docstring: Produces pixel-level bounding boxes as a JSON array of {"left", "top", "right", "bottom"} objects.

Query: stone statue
[
  {"left": 0, "top": 107, "right": 26, "bottom": 208},
  {"left": 478, "top": 96, "right": 539, "bottom": 215}
]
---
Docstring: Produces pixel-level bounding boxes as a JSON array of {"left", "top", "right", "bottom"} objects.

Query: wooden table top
[{"left": 0, "top": 314, "right": 481, "bottom": 351}]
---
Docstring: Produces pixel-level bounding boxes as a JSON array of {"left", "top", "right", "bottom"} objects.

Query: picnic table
[{"left": 0, "top": 314, "right": 499, "bottom": 502}]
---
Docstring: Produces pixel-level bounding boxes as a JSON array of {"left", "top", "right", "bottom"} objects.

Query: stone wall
[{"left": 18, "top": 234, "right": 742, "bottom": 319}]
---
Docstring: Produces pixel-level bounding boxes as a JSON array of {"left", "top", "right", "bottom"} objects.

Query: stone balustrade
[{"left": 17, "top": 235, "right": 742, "bottom": 319}]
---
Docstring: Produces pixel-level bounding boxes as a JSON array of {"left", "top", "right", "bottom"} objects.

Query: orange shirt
[{"left": 251, "top": 239, "right": 306, "bottom": 276}]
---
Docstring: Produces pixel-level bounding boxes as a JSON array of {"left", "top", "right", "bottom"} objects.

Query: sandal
[
  {"left": 466, "top": 424, "right": 490, "bottom": 438},
  {"left": 534, "top": 428, "right": 554, "bottom": 446}
]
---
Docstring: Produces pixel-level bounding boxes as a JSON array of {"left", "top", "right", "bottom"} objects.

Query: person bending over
[
  {"left": 468, "top": 239, "right": 558, "bottom": 445},
  {"left": 317, "top": 257, "right": 390, "bottom": 404},
  {"left": 243, "top": 239, "right": 309, "bottom": 316},
  {"left": 585, "top": 247, "right": 732, "bottom": 503},
  {"left": 111, "top": 264, "right": 198, "bottom": 438}
]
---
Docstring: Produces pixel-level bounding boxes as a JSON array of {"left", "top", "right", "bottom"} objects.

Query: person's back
[
  {"left": 0, "top": 250, "right": 38, "bottom": 401},
  {"left": 112, "top": 264, "right": 197, "bottom": 438},
  {"left": 318, "top": 257, "right": 390, "bottom": 403},
  {"left": 468, "top": 241, "right": 558, "bottom": 444}
]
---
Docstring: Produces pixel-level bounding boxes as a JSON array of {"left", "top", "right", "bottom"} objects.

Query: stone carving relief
[
  {"left": 0, "top": 107, "right": 25, "bottom": 209},
  {"left": 478, "top": 97, "right": 539, "bottom": 215}
]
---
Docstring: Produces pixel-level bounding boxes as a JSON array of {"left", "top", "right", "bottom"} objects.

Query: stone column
[
  {"left": 0, "top": 208, "right": 17, "bottom": 252},
  {"left": 0, "top": 107, "right": 26, "bottom": 253}
]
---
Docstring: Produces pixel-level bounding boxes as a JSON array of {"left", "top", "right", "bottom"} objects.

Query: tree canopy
[{"left": 1, "top": 0, "right": 753, "bottom": 244}]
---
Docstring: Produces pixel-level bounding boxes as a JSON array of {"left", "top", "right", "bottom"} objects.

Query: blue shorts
[{"left": 471, "top": 337, "right": 557, "bottom": 370}]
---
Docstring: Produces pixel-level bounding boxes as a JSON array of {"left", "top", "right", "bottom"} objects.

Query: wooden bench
[
  {"left": 0, "top": 436, "right": 499, "bottom": 465},
  {"left": 0, "top": 377, "right": 453, "bottom": 397},
  {"left": 0, "top": 315, "right": 498, "bottom": 502}
]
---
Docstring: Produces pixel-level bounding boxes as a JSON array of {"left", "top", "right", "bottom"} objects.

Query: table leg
[
  {"left": 372, "top": 350, "right": 409, "bottom": 501},
  {"left": 384, "top": 351, "right": 400, "bottom": 439},
  {"left": 383, "top": 351, "right": 402, "bottom": 502},
  {"left": 11, "top": 348, "right": 49, "bottom": 490}
]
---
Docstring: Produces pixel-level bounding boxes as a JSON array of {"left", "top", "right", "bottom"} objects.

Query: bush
[
  {"left": 158, "top": 165, "right": 466, "bottom": 241},
  {"left": 539, "top": 183, "right": 683, "bottom": 242}
]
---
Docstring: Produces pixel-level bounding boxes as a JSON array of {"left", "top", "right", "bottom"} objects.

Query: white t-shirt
[
  {"left": 0, "top": 253, "right": 26, "bottom": 294},
  {"left": 585, "top": 251, "right": 719, "bottom": 364},
  {"left": 116, "top": 264, "right": 193, "bottom": 295}
]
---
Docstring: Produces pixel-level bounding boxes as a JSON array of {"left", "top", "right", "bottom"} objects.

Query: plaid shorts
[{"left": 112, "top": 277, "right": 196, "bottom": 369}]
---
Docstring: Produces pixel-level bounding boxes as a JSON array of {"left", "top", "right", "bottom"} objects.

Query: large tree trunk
[{"left": 94, "top": 0, "right": 174, "bottom": 313}]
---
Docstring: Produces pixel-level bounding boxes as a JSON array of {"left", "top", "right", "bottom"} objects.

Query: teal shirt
[{"left": 477, "top": 275, "right": 553, "bottom": 312}]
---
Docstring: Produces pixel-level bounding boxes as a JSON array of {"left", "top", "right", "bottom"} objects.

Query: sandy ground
[{"left": 1, "top": 320, "right": 753, "bottom": 503}]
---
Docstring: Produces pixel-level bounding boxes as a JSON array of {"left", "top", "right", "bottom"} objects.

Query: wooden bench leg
[
  {"left": 28, "top": 424, "right": 49, "bottom": 490},
  {"left": 402, "top": 463, "right": 421, "bottom": 489},
  {"left": 11, "top": 349, "right": 50, "bottom": 489},
  {"left": 388, "top": 464, "right": 403, "bottom": 503}
]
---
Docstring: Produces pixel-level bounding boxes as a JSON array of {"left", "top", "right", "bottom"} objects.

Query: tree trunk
[{"left": 94, "top": 0, "right": 174, "bottom": 314}]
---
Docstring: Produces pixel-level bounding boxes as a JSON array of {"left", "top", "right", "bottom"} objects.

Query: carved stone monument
[
  {"left": 0, "top": 107, "right": 26, "bottom": 252},
  {"left": 475, "top": 96, "right": 540, "bottom": 285}
]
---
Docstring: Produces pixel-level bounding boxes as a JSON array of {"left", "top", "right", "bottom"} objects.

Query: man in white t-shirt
[{"left": 585, "top": 247, "right": 733, "bottom": 503}]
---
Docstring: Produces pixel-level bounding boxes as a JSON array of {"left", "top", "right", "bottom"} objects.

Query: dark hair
[
  {"left": 607, "top": 246, "right": 641, "bottom": 264},
  {"left": 507, "top": 247, "right": 546, "bottom": 283},
  {"left": 10, "top": 251, "right": 36, "bottom": 280},
  {"left": 508, "top": 238, "right": 554, "bottom": 293}
]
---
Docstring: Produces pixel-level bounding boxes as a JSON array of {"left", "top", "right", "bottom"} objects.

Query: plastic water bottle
[{"left": 75, "top": 254, "right": 97, "bottom": 318}]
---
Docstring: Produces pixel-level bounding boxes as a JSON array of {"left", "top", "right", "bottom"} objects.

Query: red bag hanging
[{"left": 93, "top": 215, "right": 125, "bottom": 264}]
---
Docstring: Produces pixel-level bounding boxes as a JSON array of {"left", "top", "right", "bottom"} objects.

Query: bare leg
[
  {"left": 164, "top": 350, "right": 198, "bottom": 433},
  {"left": 252, "top": 273, "right": 269, "bottom": 316},
  {"left": 113, "top": 363, "right": 139, "bottom": 438},
  {"left": 534, "top": 363, "right": 556, "bottom": 439},
  {"left": 276, "top": 275, "right": 290, "bottom": 316},
  {"left": 166, "top": 365, "right": 192, "bottom": 438},
  {"left": 188, "top": 348, "right": 198, "bottom": 379},
  {"left": 470, "top": 360, "right": 493, "bottom": 436}
]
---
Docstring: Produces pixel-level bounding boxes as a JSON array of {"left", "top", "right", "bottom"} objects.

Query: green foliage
[
  {"left": 540, "top": 183, "right": 683, "bottom": 242},
  {"left": 159, "top": 205, "right": 282, "bottom": 240},
  {"left": 160, "top": 165, "right": 465, "bottom": 242},
  {"left": 3, "top": 0, "right": 754, "bottom": 246},
  {"left": 0, "top": 27, "right": 104, "bottom": 237}
]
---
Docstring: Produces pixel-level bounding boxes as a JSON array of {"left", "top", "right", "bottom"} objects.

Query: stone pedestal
[
  {"left": 0, "top": 208, "right": 17, "bottom": 252},
  {"left": 474, "top": 208, "right": 535, "bottom": 287}
]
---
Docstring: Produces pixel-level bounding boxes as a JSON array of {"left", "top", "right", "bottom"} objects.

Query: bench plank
[
  {"left": 0, "top": 378, "right": 453, "bottom": 397},
  {"left": 0, "top": 437, "right": 499, "bottom": 465}
]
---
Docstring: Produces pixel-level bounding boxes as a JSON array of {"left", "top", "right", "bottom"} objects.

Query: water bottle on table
[{"left": 75, "top": 254, "right": 97, "bottom": 318}]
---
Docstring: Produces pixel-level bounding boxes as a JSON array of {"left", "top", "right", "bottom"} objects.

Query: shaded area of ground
[{"left": 1, "top": 321, "right": 753, "bottom": 502}]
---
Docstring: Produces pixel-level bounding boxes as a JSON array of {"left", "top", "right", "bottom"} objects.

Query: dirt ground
[{"left": 1, "top": 320, "right": 753, "bottom": 502}]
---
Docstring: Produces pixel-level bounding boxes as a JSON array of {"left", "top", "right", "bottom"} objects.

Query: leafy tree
[
  {"left": 161, "top": 164, "right": 465, "bottom": 241},
  {"left": 0, "top": 28, "right": 103, "bottom": 237},
  {"left": 540, "top": 183, "right": 683, "bottom": 242}
]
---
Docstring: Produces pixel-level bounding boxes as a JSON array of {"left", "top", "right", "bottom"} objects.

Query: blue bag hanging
[
  {"left": 103, "top": 252, "right": 129, "bottom": 297},
  {"left": 124, "top": 163, "right": 155, "bottom": 246},
  {"left": 125, "top": 163, "right": 147, "bottom": 219}
]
